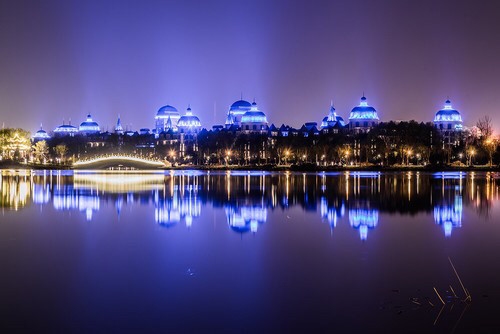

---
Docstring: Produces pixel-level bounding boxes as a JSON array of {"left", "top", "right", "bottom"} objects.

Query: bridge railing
[{"left": 73, "top": 154, "right": 166, "bottom": 167}]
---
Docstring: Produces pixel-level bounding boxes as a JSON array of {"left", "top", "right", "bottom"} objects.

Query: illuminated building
[
  {"left": 433, "top": 99, "right": 463, "bottom": 145},
  {"left": 321, "top": 102, "right": 345, "bottom": 129},
  {"left": 177, "top": 106, "right": 202, "bottom": 134},
  {"left": 225, "top": 99, "right": 252, "bottom": 128},
  {"left": 79, "top": 114, "right": 100, "bottom": 134},
  {"left": 155, "top": 105, "right": 180, "bottom": 133},
  {"left": 240, "top": 100, "right": 268, "bottom": 133},
  {"left": 348, "top": 95, "right": 379, "bottom": 132},
  {"left": 54, "top": 121, "right": 78, "bottom": 136},
  {"left": 114, "top": 115, "right": 124, "bottom": 135},
  {"left": 4, "top": 132, "right": 31, "bottom": 159},
  {"left": 32, "top": 125, "right": 50, "bottom": 141}
]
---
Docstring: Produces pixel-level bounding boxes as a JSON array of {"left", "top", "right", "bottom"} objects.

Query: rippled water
[{"left": 1, "top": 170, "right": 499, "bottom": 333}]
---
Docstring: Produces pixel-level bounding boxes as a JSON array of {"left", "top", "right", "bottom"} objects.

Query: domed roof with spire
[
  {"left": 156, "top": 105, "right": 180, "bottom": 120},
  {"left": 79, "top": 114, "right": 100, "bottom": 133},
  {"left": 434, "top": 99, "right": 462, "bottom": 122},
  {"left": 33, "top": 125, "right": 50, "bottom": 140},
  {"left": 349, "top": 95, "right": 379, "bottom": 120},
  {"left": 321, "top": 102, "right": 345, "bottom": 128},
  {"left": 178, "top": 106, "right": 202, "bottom": 130},
  {"left": 54, "top": 120, "right": 78, "bottom": 134},
  {"left": 230, "top": 99, "right": 252, "bottom": 112},
  {"left": 241, "top": 100, "right": 268, "bottom": 124}
]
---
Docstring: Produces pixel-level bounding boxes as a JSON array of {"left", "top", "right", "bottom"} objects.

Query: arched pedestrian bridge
[{"left": 73, "top": 155, "right": 167, "bottom": 169}]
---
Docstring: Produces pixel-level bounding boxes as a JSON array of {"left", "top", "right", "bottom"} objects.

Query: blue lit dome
[
  {"left": 434, "top": 100, "right": 462, "bottom": 122},
  {"left": 349, "top": 96, "right": 379, "bottom": 121},
  {"left": 241, "top": 111, "right": 267, "bottom": 123},
  {"left": 177, "top": 106, "right": 202, "bottom": 132},
  {"left": 54, "top": 123, "right": 78, "bottom": 135},
  {"left": 79, "top": 114, "right": 100, "bottom": 133},
  {"left": 433, "top": 99, "right": 463, "bottom": 134},
  {"left": 321, "top": 104, "right": 345, "bottom": 128},
  {"left": 32, "top": 126, "right": 50, "bottom": 140},
  {"left": 157, "top": 105, "right": 179, "bottom": 116},
  {"left": 229, "top": 100, "right": 252, "bottom": 112},
  {"left": 240, "top": 101, "right": 268, "bottom": 130}
]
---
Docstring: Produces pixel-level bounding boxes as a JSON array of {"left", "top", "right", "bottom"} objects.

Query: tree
[
  {"left": 33, "top": 140, "right": 49, "bottom": 163},
  {"left": 477, "top": 116, "right": 493, "bottom": 140},
  {"left": 476, "top": 116, "right": 496, "bottom": 166},
  {"left": 55, "top": 144, "right": 68, "bottom": 164}
]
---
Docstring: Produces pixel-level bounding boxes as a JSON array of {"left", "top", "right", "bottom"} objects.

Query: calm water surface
[{"left": 1, "top": 170, "right": 500, "bottom": 333}]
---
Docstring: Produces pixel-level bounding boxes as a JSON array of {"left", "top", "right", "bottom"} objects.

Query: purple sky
[{"left": 1, "top": 0, "right": 500, "bottom": 132}]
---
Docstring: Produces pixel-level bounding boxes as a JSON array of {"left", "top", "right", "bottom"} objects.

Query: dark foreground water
[{"left": 1, "top": 170, "right": 499, "bottom": 333}]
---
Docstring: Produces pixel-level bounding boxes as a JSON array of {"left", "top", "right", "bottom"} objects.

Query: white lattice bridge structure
[{"left": 73, "top": 155, "right": 167, "bottom": 169}]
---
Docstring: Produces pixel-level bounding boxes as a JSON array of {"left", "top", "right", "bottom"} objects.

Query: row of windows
[{"left": 353, "top": 122, "right": 377, "bottom": 127}]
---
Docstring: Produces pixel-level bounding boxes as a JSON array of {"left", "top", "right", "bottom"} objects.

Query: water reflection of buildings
[
  {"left": 1, "top": 171, "right": 499, "bottom": 239},
  {"left": 320, "top": 197, "right": 345, "bottom": 229},
  {"left": 349, "top": 208, "right": 379, "bottom": 240},
  {"left": 155, "top": 188, "right": 202, "bottom": 227},
  {"left": 433, "top": 195, "right": 462, "bottom": 237},
  {"left": 225, "top": 205, "right": 267, "bottom": 233}
]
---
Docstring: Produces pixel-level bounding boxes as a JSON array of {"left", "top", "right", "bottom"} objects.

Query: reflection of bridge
[{"left": 73, "top": 155, "right": 167, "bottom": 169}]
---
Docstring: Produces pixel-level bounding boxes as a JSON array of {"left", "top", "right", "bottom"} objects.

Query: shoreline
[{"left": 1, "top": 161, "right": 498, "bottom": 172}]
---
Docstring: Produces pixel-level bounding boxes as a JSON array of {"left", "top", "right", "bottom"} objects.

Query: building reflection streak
[{"left": 1, "top": 171, "right": 499, "bottom": 239}]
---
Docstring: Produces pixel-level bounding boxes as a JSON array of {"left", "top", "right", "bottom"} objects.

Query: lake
[{"left": 1, "top": 170, "right": 499, "bottom": 333}]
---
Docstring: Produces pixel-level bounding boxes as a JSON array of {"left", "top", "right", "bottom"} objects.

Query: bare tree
[
  {"left": 476, "top": 116, "right": 496, "bottom": 166},
  {"left": 477, "top": 116, "right": 493, "bottom": 139}
]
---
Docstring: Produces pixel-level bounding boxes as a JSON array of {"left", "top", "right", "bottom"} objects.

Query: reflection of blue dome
[
  {"left": 230, "top": 100, "right": 252, "bottom": 112},
  {"left": 349, "top": 96, "right": 379, "bottom": 120},
  {"left": 226, "top": 206, "right": 267, "bottom": 234},
  {"left": 349, "top": 208, "right": 379, "bottom": 240}
]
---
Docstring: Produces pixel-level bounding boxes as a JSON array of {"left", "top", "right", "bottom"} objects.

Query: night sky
[{"left": 1, "top": 0, "right": 500, "bottom": 132}]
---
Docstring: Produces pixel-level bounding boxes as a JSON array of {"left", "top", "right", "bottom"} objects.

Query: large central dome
[
  {"left": 349, "top": 96, "right": 379, "bottom": 120},
  {"left": 79, "top": 114, "right": 100, "bottom": 134},
  {"left": 156, "top": 105, "right": 179, "bottom": 116},
  {"left": 229, "top": 100, "right": 252, "bottom": 112}
]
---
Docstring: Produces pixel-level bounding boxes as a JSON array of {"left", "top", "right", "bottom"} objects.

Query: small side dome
[
  {"left": 241, "top": 111, "right": 268, "bottom": 123},
  {"left": 33, "top": 126, "right": 50, "bottom": 140}
]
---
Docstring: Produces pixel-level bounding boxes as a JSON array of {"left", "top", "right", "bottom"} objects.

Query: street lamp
[
  {"left": 469, "top": 149, "right": 476, "bottom": 166},
  {"left": 284, "top": 150, "right": 290, "bottom": 165}
]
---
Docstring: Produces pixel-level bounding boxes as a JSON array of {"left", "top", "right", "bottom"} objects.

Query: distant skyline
[{"left": 1, "top": 0, "right": 500, "bottom": 131}]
